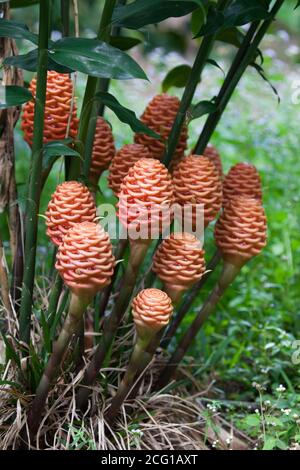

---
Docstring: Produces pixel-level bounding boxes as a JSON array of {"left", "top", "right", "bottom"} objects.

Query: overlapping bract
[
  {"left": 132, "top": 288, "right": 173, "bottom": 335},
  {"left": 223, "top": 162, "right": 262, "bottom": 206},
  {"left": 173, "top": 155, "right": 222, "bottom": 229},
  {"left": 89, "top": 117, "right": 116, "bottom": 184},
  {"left": 152, "top": 232, "right": 206, "bottom": 292},
  {"left": 215, "top": 195, "right": 267, "bottom": 267},
  {"left": 118, "top": 158, "right": 174, "bottom": 236},
  {"left": 134, "top": 93, "right": 187, "bottom": 164},
  {"left": 46, "top": 181, "right": 96, "bottom": 247},
  {"left": 21, "top": 71, "right": 79, "bottom": 146},
  {"left": 55, "top": 222, "right": 115, "bottom": 296},
  {"left": 108, "top": 143, "right": 151, "bottom": 196},
  {"left": 203, "top": 145, "right": 223, "bottom": 179}
]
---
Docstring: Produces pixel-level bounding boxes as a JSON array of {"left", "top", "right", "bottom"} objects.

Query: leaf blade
[
  {"left": 112, "top": 0, "right": 203, "bottom": 29},
  {"left": 0, "top": 18, "right": 38, "bottom": 44},
  {"left": 0, "top": 85, "right": 32, "bottom": 109},
  {"left": 49, "top": 37, "right": 147, "bottom": 80},
  {"left": 94, "top": 91, "right": 161, "bottom": 139}
]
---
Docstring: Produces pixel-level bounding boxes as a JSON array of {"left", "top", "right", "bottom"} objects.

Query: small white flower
[
  {"left": 281, "top": 408, "right": 291, "bottom": 416},
  {"left": 264, "top": 400, "right": 271, "bottom": 406},
  {"left": 255, "top": 409, "right": 260, "bottom": 414},
  {"left": 276, "top": 384, "right": 286, "bottom": 393},
  {"left": 293, "top": 414, "right": 298, "bottom": 419},
  {"left": 226, "top": 437, "right": 232, "bottom": 445}
]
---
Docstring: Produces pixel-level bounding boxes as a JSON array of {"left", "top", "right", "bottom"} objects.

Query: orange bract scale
[
  {"left": 203, "top": 145, "right": 223, "bottom": 179},
  {"left": 89, "top": 117, "right": 116, "bottom": 184},
  {"left": 21, "top": 71, "right": 79, "bottom": 146},
  {"left": 223, "top": 162, "right": 262, "bottom": 206},
  {"left": 132, "top": 288, "right": 173, "bottom": 334},
  {"left": 134, "top": 93, "right": 187, "bottom": 164},
  {"left": 117, "top": 158, "right": 174, "bottom": 235},
  {"left": 55, "top": 222, "right": 115, "bottom": 296},
  {"left": 215, "top": 195, "right": 267, "bottom": 267},
  {"left": 108, "top": 143, "right": 152, "bottom": 197},
  {"left": 172, "top": 155, "right": 222, "bottom": 228},
  {"left": 46, "top": 181, "right": 96, "bottom": 247},
  {"left": 152, "top": 232, "right": 206, "bottom": 290}
]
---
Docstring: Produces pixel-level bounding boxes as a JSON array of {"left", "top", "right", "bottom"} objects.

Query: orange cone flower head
[
  {"left": 203, "top": 144, "right": 223, "bottom": 179},
  {"left": 21, "top": 71, "right": 79, "bottom": 147},
  {"left": 223, "top": 162, "right": 262, "bottom": 206},
  {"left": 132, "top": 288, "right": 173, "bottom": 337},
  {"left": 173, "top": 155, "right": 222, "bottom": 229},
  {"left": 134, "top": 93, "right": 187, "bottom": 164},
  {"left": 215, "top": 196, "right": 267, "bottom": 268},
  {"left": 55, "top": 222, "right": 115, "bottom": 297},
  {"left": 108, "top": 144, "right": 152, "bottom": 197},
  {"left": 89, "top": 117, "right": 116, "bottom": 184},
  {"left": 118, "top": 158, "right": 174, "bottom": 238},
  {"left": 46, "top": 181, "right": 96, "bottom": 247},
  {"left": 152, "top": 232, "right": 206, "bottom": 296}
]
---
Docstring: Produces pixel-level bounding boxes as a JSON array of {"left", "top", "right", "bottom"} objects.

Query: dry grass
[{"left": 0, "top": 281, "right": 252, "bottom": 451}]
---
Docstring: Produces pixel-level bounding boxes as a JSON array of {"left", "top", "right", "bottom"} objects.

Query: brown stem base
[{"left": 26, "top": 293, "right": 90, "bottom": 440}]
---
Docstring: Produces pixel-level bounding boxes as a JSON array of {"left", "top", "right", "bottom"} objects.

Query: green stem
[
  {"left": 195, "top": 0, "right": 285, "bottom": 154},
  {"left": 161, "top": 249, "right": 221, "bottom": 350},
  {"left": 95, "top": 238, "right": 128, "bottom": 333},
  {"left": 155, "top": 262, "right": 240, "bottom": 390},
  {"left": 162, "top": 0, "right": 230, "bottom": 168},
  {"left": 69, "top": 0, "right": 117, "bottom": 180},
  {"left": 105, "top": 335, "right": 152, "bottom": 424},
  {"left": 97, "top": 0, "right": 126, "bottom": 117},
  {"left": 27, "top": 292, "right": 91, "bottom": 439},
  {"left": 76, "top": 239, "right": 150, "bottom": 411},
  {"left": 46, "top": 273, "right": 63, "bottom": 330},
  {"left": 19, "top": 0, "right": 50, "bottom": 346},
  {"left": 61, "top": 0, "right": 70, "bottom": 37}
]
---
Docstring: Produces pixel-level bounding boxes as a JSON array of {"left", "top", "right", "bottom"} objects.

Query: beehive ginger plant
[{"left": 0, "top": 0, "right": 286, "bottom": 450}]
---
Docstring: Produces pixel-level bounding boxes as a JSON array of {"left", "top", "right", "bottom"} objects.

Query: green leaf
[
  {"left": 43, "top": 140, "right": 81, "bottom": 158},
  {"left": 0, "top": 380, "right": 23, "bottom": 389},
  {"left": 196, "top": 0, "right": 271, "bottom": 37},
  {"left": 43, "top": 140, "right": 81, "bottom": 175},
  {"left": 216, "top": 27, "right": 245, "bottom": 48},
  {"left": 206, "top": 58, "right": 225, "bottom": 75},
  {"left": 49, "top": 37, "right": 147, "bottom": 80},
  {"left": 0, "top": 19, "right": 38, "bottom": 44},
  {"left": 295, "top": 1, "right": 300, "bottom": 9},
  {"left": 162, "top": 64, "right": 192, "bottom": 92},
  {"left": 251, "top": 62, "right": 280, "bottom": 103},
  {"left": 4, "top": 48, "right": 73, "bottom": 74},
  {"left": 0, "top": 85, "right": 32, "bottom": 109},
  {"left": 10, "top": 0, "right": 40, "bottom": 6},
  {"left": 190, "top": 100, "right": 218, "bottom": 120},
  {"left": 242, "top": 414, "right": 260, "bottom": 427},
  {"left": 94, "top": 91, "right": 161, "bottom": 139},
  {"left": 112, "top": 0, "right": 204, "bottom": 29},
  {"left": 191, "top": 6, "right": 207, "bottom": 37},
  {"left": 1, "top": 333, "right": 21, "bottom": 368},
  {"left": 110, "top": 35, "right": 142, "bottom": 51},
  {"left": 263, "top": 436, "right": 277, "bottom": 450}
]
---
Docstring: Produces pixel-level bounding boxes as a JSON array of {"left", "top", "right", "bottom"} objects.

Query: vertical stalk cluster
[
  {"left": 106, "top": 288, "right": 173, "bottom": 424},
  {"left": 19, "top": 0, "right": 50, "bottom": 346},
  {"left": 195, "top": 0, "right": 285, "bottom": 153},
  {"left": 162, "top": 0, "right": 230, "bottom": 168},
  {"left": 69, "top": 0, "right": 117, "bottom": 180},
  {"left": 156, "top": 262, "right": 240, "bottom": 390}
]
